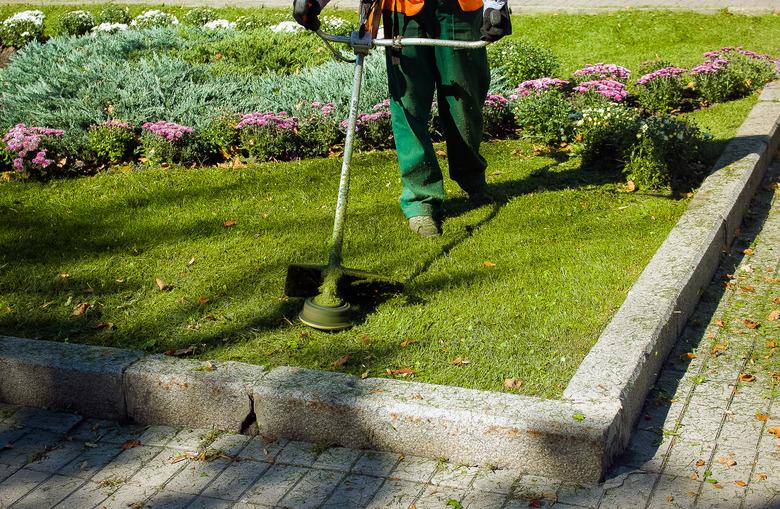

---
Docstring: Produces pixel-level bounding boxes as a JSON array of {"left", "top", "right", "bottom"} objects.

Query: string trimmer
[{"left": 285, "top": 0, "right": 488, "bottom": 331}]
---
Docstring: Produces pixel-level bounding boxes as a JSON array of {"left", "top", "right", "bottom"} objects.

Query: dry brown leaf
[
  {"left": 757, "top": 473, "right": 768, "bottom": 481},
  {"left": 59, "top": 273, "right": 70, "bottom": 280},
  {"left": 713, "top": 483, "right": 723, "bottom": 489},
  {"left": 666, "top": 495, "right": 674, "bottom": 503},
  {"left": 399, "top": 339, "right": 417, "bottom": 348},
  {"left": 715, "top": 320, "right": 725, "bottom": 327},
  {"left": 743, "top": 248, "right": 754, "bottom": 256},
  {"left": 695, "top": 459, "right": 706, "bottom": 467},
  {"left": 115, "top": 278, "right": 125, "bottom": 284},
  {"left": 197, "top": 295, "right": 210, "bottom": 306},
  {"left": 686, "top": 352, "right": 697, "bottom": 359},
  {"left": 690, "top": 471, "right": 700, "bottom": 480},
  {"left": 163, "top": 346, "right": 195, "bottom": 357},
  {"left": 483, "top": 260, "right": 496, "bottom": 268},
  {"left": 735, "top": 480, "right": 747, "bottom": 487},
  {"left": 767, "top": 310, "right": 780, "bottom": 321},
  {"left": 413, "top": 393, "right": 424, "bottom": 400},
  {"left": 711, "top": 343, "right": 728, "bottom": 356},
  {"left": 767, "top": 427, "right": 780, "bottom": 437},
  {"left": 766, "top": 278, "right": 780, "bottom": 283},
  {"left": 361, "top": 335, "right": 370, "bottom": 345},
  {"left": 435, "top": 149, "right": 447, "bottom": 158},
  {"left": 332, "top": 355, "right": 350, "bottom": 368},
  {"left": 774, "top": 297, "right": 780, "bottom": 305},
  {"left": 202, "top": 360, "right": 217, "bottom": 372},
  {"left": 767, "top": 342, "right": 777, "bottom": 348},
  {"left": 72, "top": 303, "right": 90, "bottom": 316},
  {"left": 187, "top": 257, "right": 196, "bottom": 266},
  {"left": 121, "top": 439, "right": 140, "bottom": 450},
  {"left": 451, "top": 356, "right": 470, "bottom": 366},
  {"left": 687, "top": 491, "right": 697, "bottom": 497},
  {"left": 223, "top": 219, "right": 237, "bottom": 228},
  {"left": 155, "top": 278, "right": 171, "bottom": 291},
  {"left": 94, "top": 322, "right": 114, "bottom": 330},
  {"left": 386, "top": 368, "right": 416, "bottom": 376},
  {"left": 718, "top": 456, "right": 737, "bottom": 467},
  {"left": 626, "top": 180, "right": 637, "bottom": 192},
  {"left": 504, "top": 378, "right": 523, "bottom": 390},
  {"left": 740, "top": 285, "right": 755, "bottom": 293},
  {"left": 757, "top": 414, "right": 769, "bottom": 422},
  {"left": 360, "top": 371, "right": 369, "bottom": 379},
  {"left": 744, "top": 319, "right": 759, "bottom": 329},
  {"left": 772, "top": 372, "right": 780, "bottom": 382},
  {"left": 738, "top": 373, "right": 756, "bottom": 382}
]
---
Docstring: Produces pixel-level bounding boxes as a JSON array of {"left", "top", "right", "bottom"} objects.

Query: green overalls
[{"left": 383, "top": 0, "right": 491, "bottom": 219}]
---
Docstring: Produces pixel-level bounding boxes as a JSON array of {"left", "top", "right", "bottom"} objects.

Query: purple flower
[
  {"left": 690, "top": 59, "right": 729, "bottom": 75},
  {"left": 511, "top": 78, "right": 569, "bottom": 99},
  {"left": 141, "top": 121, "right": 194, "bottom": 141},
  {"left": 100, "top": 119, "right": 132, "bottom": 129},
  {"left": 574, "top": 63, "right": 631, "bottom": 81},
  {"left": 636, "top": 67, "right": 687, "bottom": 86},
  {"left": 236, "top": 112, "right": 299, "bottom": 131},
  {"left": 3, "top": 124, "right": 64, "bottom": 173},
  {"left": 573, "top": 79, "right": 628, "bottom": 102}
]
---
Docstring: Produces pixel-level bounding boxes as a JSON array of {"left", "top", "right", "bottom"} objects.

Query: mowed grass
[{"left": 0, "top": 95, "right": 756, "bottom": 398}]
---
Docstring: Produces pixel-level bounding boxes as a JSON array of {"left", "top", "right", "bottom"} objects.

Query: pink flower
[
  {"left": 141, "top": 121, "right": 194, "bottom": 141},
  {"left": 636, "top": 67, "right": 687, "bottom": 86},
  {"left": 511, "top": 78, "right": 568, "bottom": 99},
  {"left": 574, "top": 63, "right": 631, "bottom": 81},
  {"left": 573, "top": 79, "right": 628, "bottom": 102}
]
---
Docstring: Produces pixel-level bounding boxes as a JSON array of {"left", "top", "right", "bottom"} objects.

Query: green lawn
[{"left": 0, "top": 95, "right": 757, "bottom": 398}]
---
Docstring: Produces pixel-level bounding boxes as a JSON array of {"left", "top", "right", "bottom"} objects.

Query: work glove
[
  {"left": 293, "top": 0, "right": 323, "bottom": 31},
  {"left": 481, "top": 0, "right": 512, "bottom": 42}
]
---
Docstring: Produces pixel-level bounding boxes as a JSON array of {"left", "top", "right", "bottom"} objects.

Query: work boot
[{"left": 408, "top": 215, "right": 440, "bottom": 237}]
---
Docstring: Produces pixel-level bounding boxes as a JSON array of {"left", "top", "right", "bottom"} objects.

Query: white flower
[
  {"left": 92, "top": 22, "right": 128, "bottom": 33},
  {"left": 3, "top": 10, "right": 44, "bottom": 27},
  {"left": 269, "top": 21, "right": 303, "bottom": 33},
  {"left": 204, "top": 19, "right": 235, "bottom": 30}
]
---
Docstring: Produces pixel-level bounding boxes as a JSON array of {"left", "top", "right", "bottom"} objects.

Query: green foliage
[
  {"left": 724, "top": 53, "right": 777, "bottom": 96},
  {"left": 139, "top": 130, "right": 208, "bottom": 166},
  {"left": 487, "top": 38, "right": 560, "bottom": 88},
  {"left": 572, "top": 104, "right": 640, "bottom": 167},
  {"left": 200, "top": 113, "right": 240, "bottom": 159},
  {"left": 86, "top": 122, "right": 136, "bottom": 164},
  {"left": 511, "top": 89, "right": 576, "bottom": 144},
  {"left": 294, "top": 105, "right": 342, "bottom": 159},
  {"left": 238, "top": 124, "right": 299, "bottom": 162},
  {"left": 183, "top": 8, "right": 217, "bottom": 26},
  {"left": 130, "top": 10, "right": 179, "bottom": 30},
  {"left": 483, "top": 94, "right": 518, "bottom": 140},
  {"left": 0, "top": 10, "right": 45, "bottom": 48},
  {"left": 171, "top": 29, "right": 330, "bottom": 76},
  {"left": 624, "top": 115, "right": 708, "bottom": 191},
  {"left": 56, "top": 10, "right": 96, "bottom": 36},
  {"left": 97, "top": 6, "right": 130, "bottom": 24}
]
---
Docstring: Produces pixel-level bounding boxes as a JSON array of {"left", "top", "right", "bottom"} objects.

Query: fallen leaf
[
  {"left": 223, "top": 219, "right": 237, "bottom": 228},
  {"left": 386, "top": 368, "right": 416, "bottom": 376},
  {"left": 115, "top": 278, "right": 125, "bottom": 284},
  {"left": 205, "top": 314, "right": 217, "bottom": 321},
  {"left": 361, "top": 335, "right": 370, "bottom": 345},
  {"left": 686, "top": 352, "right": 697, "bottom": 359},
  {"left": 626, "top": 180, "right": 637, "bottom": 192},
  {"left": 413, "top": 393, "right": 424, "bottom": 400},
  {"left": 59, "top": 272, "right": 71, "bottom": 280},
  {"left": 687, "top": 491, "right": 697, "bottom": 497},
  {"left": 740, "top": 285, "right": 755, "bottom": 293},
  {"left": 743, "top": 248, "right": 754, "bottom": 256},
  {"left": 332, "top": 355, "right": 350, "bottom": 368},
  {"left": 483, "top": 260, "right": 496, "bottom": 268},
  {"left": 360, "top": 371, "right": 368, "bottom": 379},
  {"left": 399, "top": 339, "right": 417, "bottom": 348},
  {"left": 695, "top": 459, "right": 706, "bottom": 467},
  {"left": 93, "top": 322, "right": 114, "bottom": 330},
  {"left": 202, "top": 360, "right": 217, "bottom": 371},
  {"left": 121, "top": 439, "right": 140, "bottom": 450},
  {"left": 768, "top": 342, "right": 777, "bottom": 348},
  {"left": 690, "top": 471, "right": 700, "bottom": 480},
  {"left": 435, "top": 149, "right": 447, "bottom": 158},
  {"left": 774, "top": 298, "right": 780, "bottom": 305},
  {"left": 503, "top": 378, "right": 523, "bottom": 390},
  {"left": 767, "top": 310, "right": 780, "bottom": 321},
  {"left": 757, "top": 414, "right": 769, "bottom": 422},
  {"left": 767, "top": 278, "right": 780, "bottom": 283},
  {"left": 715, "top": 320, "right": 725, "bottom": 327},
  {"left": 164, "top": 346, "right": 195, "bottom": 357},
  {"left": 718, "top": 456, "right": 737, "bottom": 467},
  {"left": 743, "top": 264, "right": 754, "bottom": 273},
  {"left": 451, "top": 357, "right": 470, "bottom": 366},
  {"left": 40, "top": 300, "right": 54, "bottom": 309},
  {"left": 757, "top": 473, "right": 767, "bottom": 481},
  {"left": 772, "top": 372, "right": 780, "bottom": 382},
  {"left": 743, "top": 319, "right": 759, "bottom": 330},
  {"left": 666, "top": 495, "right": 674, "bottom": 503},
  {"left": 738, "top": 373, "right": 756, "bottom": 382},
  {"left": 768, "top": 427, "right": 780, "bottom": 437},
  {"left": 197, "top": 295, "right": 210, "bottom": 305},
  {"left": 711, "top": 343, "right": 728, "bottom": 356},
  {"left": 713, "top": 483, "right": 723, "bottom": 489},
  {"left": 72, "top": 303, "right": 90, "bottom": 316},
  {"left": 187, "top": 257, "right": 196, "bottom": 266},
  {"left": 155, "top": 278, "right": 171, "bottom": 291},
  {"left": 735, "top": 480, "right": 747, "bottom": 487}
]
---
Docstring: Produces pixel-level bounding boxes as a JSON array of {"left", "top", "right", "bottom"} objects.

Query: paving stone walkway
[{"left": 1, "top": 156, "right": 780, "bottom": 508}]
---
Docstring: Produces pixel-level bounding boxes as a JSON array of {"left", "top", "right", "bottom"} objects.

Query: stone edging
[{"left": 2, "top": 81, "right": 779, "bottom": 483}]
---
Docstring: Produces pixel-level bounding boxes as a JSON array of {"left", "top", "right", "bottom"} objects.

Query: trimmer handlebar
[{"left": 316, "top": 29, "right": 490, "bottom": 51}]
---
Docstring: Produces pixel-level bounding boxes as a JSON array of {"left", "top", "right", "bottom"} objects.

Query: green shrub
[
  {"left": 131, "top": 10, "right": 179, "bottom": 30},
  {"left": 634, "top": 67, "right": 687, "bottom": 113},
  {"left": 98, "top": 6, "right": 131, "bottom": 24},
  {"left": 483, "top": 93, "right": 517, "bottom": 140},
  {"left": 237, "top": 113, "right": 300, "bottom": 162},
  {"left": 487, "top": 39, "right": 560, "bottom": 88},
  {"left": 294, "top": 102, "right": 342, "bottom": 158},
  {"left": 572, "top": 103, "right": 640, "bottom": 167},
  {"left": 57, "top": 10, "right": 96, "bottom": 36},
  {"left": 624, "top": 115, "right": 708, "bottom": 192},
  {"left": 183, "top": 8, "right": 218, "bottom": 26},
  {"left": 511, "top": 89, "right": 576, "bottom": 144},
  {"left": 86, "top": 120, "right": 136, "bottom": 164},
  {"left": 139, "top": 121, "right": 205, "bottom": 166},
  {"left": 351, "top": 100, "right": 394, "bottom": 151},
  {"left": 0, "top": 10, "right": 45, "bottom": 48},
  {"left": 200, "top": 113, "right": 240, "bottom": 160}
]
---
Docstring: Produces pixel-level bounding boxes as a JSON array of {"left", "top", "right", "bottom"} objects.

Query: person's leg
[
  {"left": 384, "top": 8, "right": 442, "bottom": 222},
  {"left": 433, "top": 3, "right": 491, "bottom": 196}
]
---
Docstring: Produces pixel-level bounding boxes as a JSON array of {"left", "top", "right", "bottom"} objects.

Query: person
[{"left": 294, "top": 0, "right": 511, "bottom": 237}]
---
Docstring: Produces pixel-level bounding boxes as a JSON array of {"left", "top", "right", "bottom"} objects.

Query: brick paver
[{"left": 1, "top": 157, "right": 779, "bottom": 508}]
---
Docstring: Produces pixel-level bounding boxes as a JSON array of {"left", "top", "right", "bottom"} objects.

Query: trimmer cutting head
[
  {"left": 298, "top": 298, "right": 353, "bottom": 331},
  {"left": 285, "top": 263, "right": 403, "bottom": 303}
]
